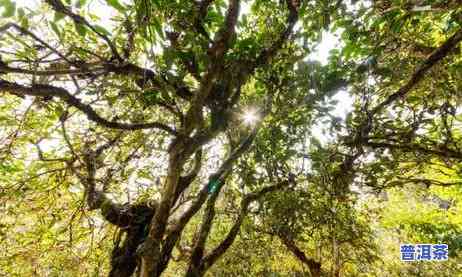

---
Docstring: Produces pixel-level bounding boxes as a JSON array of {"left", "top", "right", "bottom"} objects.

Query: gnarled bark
[
  {"left": 109, "top": 204, "right": 155, "bottom": 277},
  {"left": 279, "top": 235, "right": 322, "bottom": 277}
]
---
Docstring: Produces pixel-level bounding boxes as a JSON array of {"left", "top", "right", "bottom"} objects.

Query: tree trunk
[
  {"left": 139, "top": 147, "right": 185, "bottom": 277},
  {"left": 108, "top": 205, "right": 155, "bottom": 277},
  {"left": 331, "top": 236, "right": 340, "bottom": 277},
  {"left": 279, "top": 235, "right": 322, "bottom": 277}
]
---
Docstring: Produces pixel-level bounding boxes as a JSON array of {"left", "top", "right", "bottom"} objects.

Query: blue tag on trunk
[{"left": 207, "top": 179, "right": 220, "bottom": 194}]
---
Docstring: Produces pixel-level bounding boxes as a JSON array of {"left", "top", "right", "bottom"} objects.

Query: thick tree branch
[
  {"left": 107, "top": 63, "right": 193, "bottom": 101},
  {"left": 279, "top": 234, "right": 322, "bottom": 277},
  {"left": 189, "top": 0, "right": 215, "bottom": 42},
  {"left": 0, "top": 25, "right": 192, "bottom": 102},
  {"left": 182, "top": 0, "right": 241, "bottom": 135},
  {"left": 173, "top": 131, "right": 256, "bottom": 224},
  {"left": 1, "top": 61, "right": 192, "bottom": 107},
  {"left": 198, "top": 0, "right": 215, "bottom": 18},
  {"left": 0, "top": 80, "right": 178, "bottom": 135},
  {"left": 185, "top": 179, "right": 222, "bottom": 276},
  {"left": 174, "top": 149, "right": 203, "bottom": 204},
  {"left": 135, "top": 2, "right": 298, "bottom": 275},
  {"left": 157, "top": 131, "right": 257, "bottom": 276},
  {"left": 384, "top": 177, "right": 462, "bottom": 188},
  {"left": 362, "top": 141, "right": 462, "bottom": 160},
  {"left": 139, "top": 145, "right": 186, "bottom": 277},
  {"left": 348, "top": 27, "right": 462, "bottom": 161},
  {"left": 372, "top": 27, "right": 462, "bottom": 114},
  {"left": 208, "top": 0, "right": 240, "bottom": 59},
  {"left": 0, "top": 64, "right": 104, "bottom": 76},
  {"left": 201, "top": 179, "right": 291, "bottom": 271}
]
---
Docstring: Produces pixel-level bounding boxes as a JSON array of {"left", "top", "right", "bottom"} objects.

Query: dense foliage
[{"left": 0, "top": 0, "right": 461, "bottom": 276}]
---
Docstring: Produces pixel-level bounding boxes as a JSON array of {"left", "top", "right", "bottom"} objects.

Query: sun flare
[{"left": 242, "top": 109, "right": 259, "bottom": 125}]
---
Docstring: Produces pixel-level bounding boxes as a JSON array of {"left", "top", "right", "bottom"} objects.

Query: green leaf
[
  {"left": 141, "top": 91, "right": 160, "bottom": 105},
  {"left": 105, "top": 0, "right": 125, "bottom": 13},
  {"left": 17, "top": 7, "right": 28, "bottom": 28},
  {"left": 20, "top": 16, "right": 29, "bottom": 29},
  {"left": 54, "top": 11, "right": 65, "bottom": 22},
  {"left": 93, "top": 25, "right": 110, "bottom": 36},
  {"left": 150, "top": 0, "right": 160, "bottom": 8},
  {"left": 1, "top": 0, "right": 15, "bottom": 17},
  {"left": 151, "top": 17, "right": 164, "bottom": 39},
  {"left": 76, "top": 0, "right": 87, "bottom": 8},
  {"left": 50, "top": 22, "right": 61, "bottom": 38},
  {"left": 17, "top": 6, "right": 23, "bottom": 18},
  {"left": 0, "top": 160, "right": 22, "bottom": 173},
  {"left": 74, "top": 23, "right": 87, "bottom": 37}
]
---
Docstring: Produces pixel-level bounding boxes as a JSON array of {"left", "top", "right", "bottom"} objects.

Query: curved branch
[
  {"left": 349, "top": 26, "right": 462, "bottom": 157},
  {"left": 173, "top": 129, "right": 258, "bottom": 234},
  {"left": 158, "top": 131, "right": 257, "bottom": 276},
  {"left": 362, "top": 141, "right": 462, "bottom": 160},
  {"left": 0, "top": 61, "right": 192, "bottom": 104},
  {"left": 174, "top": 149, "right": 203, "bottom": 203},
  {"left": 279, "top": 234, "right": 322, "bottom": 277},
  {"left": 372, "top": 27, "right": 462, "bottom": 114},
  {"left": 0, "top": 64, "right": 105, "bottom": 76},
  {"left": 384, "top": 177, "right": 462, "bottom": 188},
  {"left": 107, "top": 63, "right": 193, "bottom": 101},
  {"left": 0, "top": 80, "right": 178, "bottom": 135},
  {"left": 201, "top": 179, "right": 290, "bottom": 271}
]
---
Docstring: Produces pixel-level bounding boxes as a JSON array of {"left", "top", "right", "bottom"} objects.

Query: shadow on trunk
[{"left": 108, "top": 204, "right": 155, "bottom": 277}]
